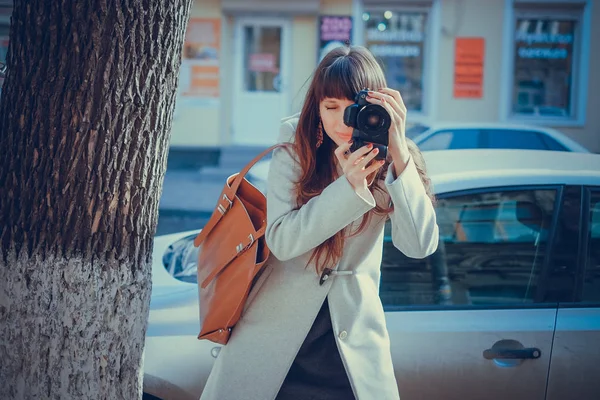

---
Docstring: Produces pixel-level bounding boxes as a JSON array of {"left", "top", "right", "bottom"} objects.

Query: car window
[
  {"left": 484, "top": 129, "right": 548, "bottom": 150},
  {"left": 380, "top": 188, "right": 558, "bottom": 308},
  {"left": 417, "top": 129, "right": 479, "bottom": 151},
  {"left": 406, "top": 124, "right": 430, "bottom": 139},
  {"left": 583, "top": 190, "right": 600, "bottom": 302},
  {"left": 540, "top": 135, "right": 568, "bottom": 152}
]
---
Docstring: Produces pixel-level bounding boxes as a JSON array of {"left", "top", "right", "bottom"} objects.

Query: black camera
[{"left": 343, "top": 89, "right": 391, "bottom": 160}]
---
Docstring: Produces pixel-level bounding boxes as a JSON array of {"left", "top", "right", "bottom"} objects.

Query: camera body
[{"left": 343, "top": 89, "right": 391, "bottom": 160}]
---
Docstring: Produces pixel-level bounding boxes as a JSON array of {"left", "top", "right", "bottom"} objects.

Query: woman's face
[{"left": 319, "top": 97, "right": 355, "bottom": 147}]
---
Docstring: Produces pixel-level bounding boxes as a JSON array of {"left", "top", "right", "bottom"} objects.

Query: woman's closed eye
[{"left": 325, "top": 106, "right": 337, "bottom": 110}]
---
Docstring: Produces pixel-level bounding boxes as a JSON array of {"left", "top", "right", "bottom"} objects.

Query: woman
[{"left": 200, "top": 45, "right": 439, "bottom": 400}]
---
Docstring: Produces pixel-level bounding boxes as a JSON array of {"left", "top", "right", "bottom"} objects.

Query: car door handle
[{"left": 483, "top": 347, "right": 541, "bottom": 360}]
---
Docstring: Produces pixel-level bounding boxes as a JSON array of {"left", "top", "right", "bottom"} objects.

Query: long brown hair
[{"left": 292, "top": 45, "right": 434, "bottom": 273}]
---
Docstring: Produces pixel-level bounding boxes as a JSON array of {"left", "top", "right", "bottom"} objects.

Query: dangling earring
[{"left": 316, "top": 120, "right": 323, "bottom": 148}]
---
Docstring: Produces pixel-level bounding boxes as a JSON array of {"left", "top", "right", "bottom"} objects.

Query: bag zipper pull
[{"left": 319, "top": 268, "right": 333, "bottom": 286}]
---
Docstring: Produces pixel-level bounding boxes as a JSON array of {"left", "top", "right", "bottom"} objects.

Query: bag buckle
[
  {"left": 236, "top": 234, "right": 255, "bottom": 254},
  {"left": 217, "top": 194, "right": 233, "bottom": 215}
]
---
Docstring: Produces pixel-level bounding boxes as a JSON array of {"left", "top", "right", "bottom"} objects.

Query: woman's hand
[
  {"left": 366, "top": 88, "right": 410, "bottom": 176},
  {"left": 334, "top": 141, "right": 385, "bottom": 192}
]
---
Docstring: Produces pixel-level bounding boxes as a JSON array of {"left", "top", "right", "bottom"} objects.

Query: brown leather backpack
[{"left": 193, "top": 144, "right": 287, "bottom": 344}]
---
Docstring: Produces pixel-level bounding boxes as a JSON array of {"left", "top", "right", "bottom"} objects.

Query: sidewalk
[
  {"left": 156, "top": 170, "right": 222, "bottom": 236},
  {"left": 159, "top": 170, "right": 223, "bottom": 213},
  {"left": 156, "top": 145, "right": 271, "bottom": 236}
]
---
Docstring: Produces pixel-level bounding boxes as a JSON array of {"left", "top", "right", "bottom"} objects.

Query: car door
[
  {"left": 381, "top": 185, "right": 571, "bottom": 400},
  {"left": 546, "top": 186, "right": 600, "bottom": 399}
]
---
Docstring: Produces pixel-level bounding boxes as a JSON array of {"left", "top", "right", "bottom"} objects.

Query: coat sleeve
[
  {"left": 265, "top": 119, "right": 376, "bottom": 261},
  {"left": 384, "top": 157, "right": 439, "bottom": 259}
]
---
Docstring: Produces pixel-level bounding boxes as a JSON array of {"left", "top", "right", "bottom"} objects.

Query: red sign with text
[{"left": 454, "top": 38, "right": 485, "bottom": 98}]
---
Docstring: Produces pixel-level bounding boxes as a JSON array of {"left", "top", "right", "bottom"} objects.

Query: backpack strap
[{"left": 193, "top": 143, "right": 291, "bottom": 248}]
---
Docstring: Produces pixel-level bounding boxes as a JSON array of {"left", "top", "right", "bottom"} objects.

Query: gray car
[{"left": 144, "top": 149, "right": 600, "bottom": 400}]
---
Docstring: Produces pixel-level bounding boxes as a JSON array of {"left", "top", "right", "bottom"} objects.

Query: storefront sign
[
  {"left": 249, "top": 53, "right": 279, "bottom": 73},
  {"left": 454, "top": 37, "right": 485, "bottom": 99},
  {"left": 318, "top": 15, "right": 353, "bottom": 62},
  {"left": 180, "top": 18, "right": 220, "bottom": 104},
  {"left": 515, "top": 26, "right": 573, "bottom": 60}
]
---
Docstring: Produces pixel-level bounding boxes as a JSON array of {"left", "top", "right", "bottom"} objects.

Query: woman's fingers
[
  {"left": 347, "top": 144, "right": 373, "bottom": 165},
  {"left": 378, "top": 88, "right": 406, "bottom": 112},
  {"left": 334, "top": 141, "right": 352, "bottom": 158},
  {"left": 338, "top": 142, "right": 384, "bottom": 190},
  {"left": 367, "top": 90, "right": 405, "bottom": 121},
  {"left": 364, "top": 159, "right": 386, "bottom": 175},
  {"left": 334, "top": 141, "right": 352, "bottom": 165},
  {"left": 355, "top": 147, "right": 380, "bottom": 169}
]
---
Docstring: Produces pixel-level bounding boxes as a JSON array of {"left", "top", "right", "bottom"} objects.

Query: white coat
[{"left": 200, "top": 115, "right": 439, "bottom": 400}]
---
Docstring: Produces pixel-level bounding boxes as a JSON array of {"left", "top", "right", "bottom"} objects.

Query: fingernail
[{"left": 373, "top": 148, "right": 379, "bottom": 153}]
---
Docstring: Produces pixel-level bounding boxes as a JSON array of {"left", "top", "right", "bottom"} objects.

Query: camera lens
[
  {"left": 357, "top": 104, "right": 391, "bottom": 136},
  {"left": 367, "top": 114, "right": 381, "bottom": 128}
]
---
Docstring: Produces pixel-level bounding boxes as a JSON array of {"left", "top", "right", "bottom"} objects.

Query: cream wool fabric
[{"left": 200, "top": 115, "right": 439, "bottom": 400}]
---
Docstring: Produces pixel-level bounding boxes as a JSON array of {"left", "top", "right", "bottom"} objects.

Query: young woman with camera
[{"left": 200, "top": 45, "right": 439, "bottom": 400}]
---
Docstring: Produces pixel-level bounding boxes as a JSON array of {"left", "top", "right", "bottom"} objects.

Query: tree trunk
[{"left": 0, "top": 1, "right": 193, "bottom": 399}]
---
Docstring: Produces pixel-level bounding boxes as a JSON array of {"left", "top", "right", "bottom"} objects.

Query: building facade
[
  {"left": 0, "top": 1, "right": 596, "bottom": 152},
  {"left": 174, "top": 0, "right": 599, "bottom": 153}
]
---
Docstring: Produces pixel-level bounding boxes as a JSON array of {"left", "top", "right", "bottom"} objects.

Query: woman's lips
[{"left": 337, "top": 133, "right": 352, "bottom": 141}]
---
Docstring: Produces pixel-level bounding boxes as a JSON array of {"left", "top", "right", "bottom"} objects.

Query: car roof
[
  {"left": 416, "top": 121, "right": 565, "bottom": 132},
  {"left": 424, "top": 149, "right": 600, "bottom": 194}
]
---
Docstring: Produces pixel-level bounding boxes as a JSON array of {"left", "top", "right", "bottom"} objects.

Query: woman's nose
[{"left": 338, "top": 122, "right": 351, "bottom": 132}]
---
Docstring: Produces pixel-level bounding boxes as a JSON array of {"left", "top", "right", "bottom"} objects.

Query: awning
[{"left": 221, "top": 0, "right": 321, "bottom": 15}]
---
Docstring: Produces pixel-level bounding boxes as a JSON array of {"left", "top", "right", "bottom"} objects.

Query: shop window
[
  {"left": 362, "top": 8, "right": 429, "bottom": 113},
  {"left": 510, "top": 4, "right": 585, "bottom": 121},
  {"left": 243, "top": 25, "right": 282, "bottom": 93}
]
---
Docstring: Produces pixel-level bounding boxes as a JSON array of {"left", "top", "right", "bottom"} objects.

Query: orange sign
[
  {"left": 454, "top": 38, "right": 485, "bottom": 98},
  {"left": 181, "top": 18, "right": 220, "bottom": 98}
]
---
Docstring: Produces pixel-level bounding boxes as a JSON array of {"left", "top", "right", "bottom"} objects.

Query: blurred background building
[
  {"left": 169, "top": 0, "right": 598, "bottom": 163},
  {"left": 0, "top": 0, "right": 597, "bottom": 155}
]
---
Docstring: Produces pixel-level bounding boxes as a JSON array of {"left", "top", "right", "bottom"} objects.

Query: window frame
[
  {"left": 499, "top": 0, "right": 591, "bottom": 127},
  {"left": 353, "top": 0, "right": 441, "bottom": 125},
  {"left": 569, "top": 186, "right": 600, "bottom": 307},
  {"left": 382, "top": 184, "right": 578, "bottom": 312}
]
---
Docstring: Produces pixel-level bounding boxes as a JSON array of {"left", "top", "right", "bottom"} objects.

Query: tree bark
[{"left": 0, "top": 1, "right": 193, "bottom": 399}]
